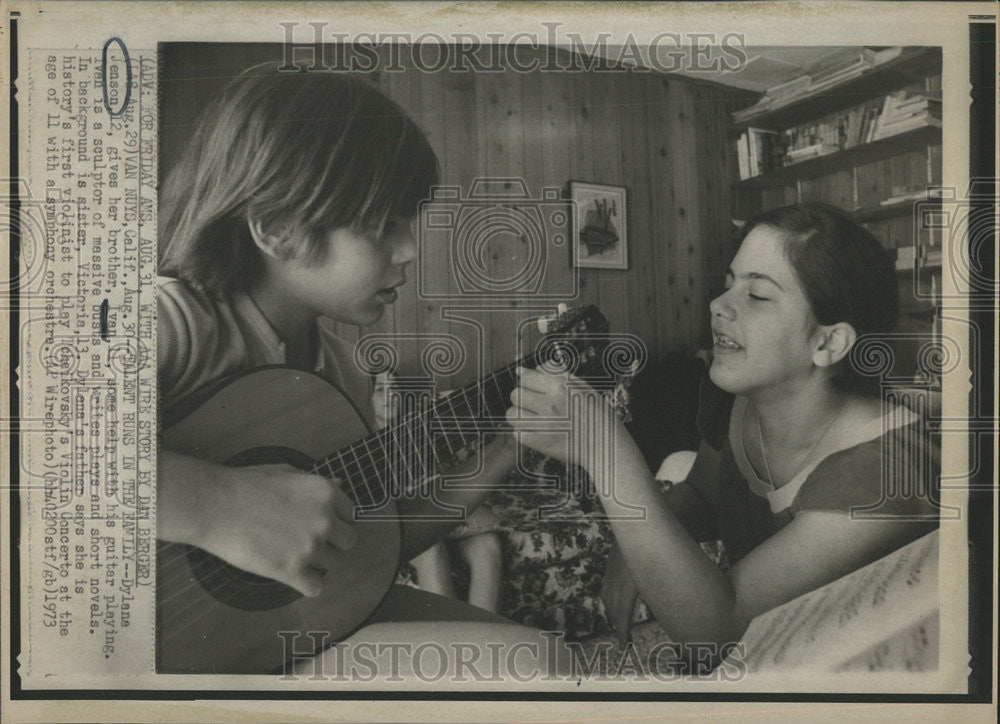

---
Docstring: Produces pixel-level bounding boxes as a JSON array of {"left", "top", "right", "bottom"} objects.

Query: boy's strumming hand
[
  {"left": 159, "top": 450, "right": 357, "bottom": 598},
  {"left": 205, "top": 463, "right": 358, "bottom": 597}
]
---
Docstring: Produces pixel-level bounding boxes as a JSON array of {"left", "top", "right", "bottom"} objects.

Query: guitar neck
[{"left": 311, "top": 351, "right": 538, "bottom": 506}]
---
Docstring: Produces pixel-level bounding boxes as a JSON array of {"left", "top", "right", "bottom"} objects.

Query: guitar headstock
[
  {"left": 537, "top": 304, "right": 610, "bottom": 337},
  {"left": 533, "top": 305, "right": 614, "bottom": 379}
]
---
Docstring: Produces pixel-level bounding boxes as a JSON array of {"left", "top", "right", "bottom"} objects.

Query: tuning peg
[{"left": 538, "top": 303, "right": 575, "bottom": 334}]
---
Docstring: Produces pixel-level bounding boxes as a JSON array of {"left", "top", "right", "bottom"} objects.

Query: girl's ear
[
  {"left": 248, "top": 217, "right": 283, "bottom": 260},
  {"left": 812, "top": 323, "right": 857, "bottom": 368}
]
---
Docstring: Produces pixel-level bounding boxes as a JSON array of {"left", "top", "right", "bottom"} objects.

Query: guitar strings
[{"left": 316, "top": 356, "right": 527, "bottom": 505}]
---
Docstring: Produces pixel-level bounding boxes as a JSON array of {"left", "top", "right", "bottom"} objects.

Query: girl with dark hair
[
  {"left": 508, "top": 202, "right": 939, "bottom": 668},
  {"left": 157, "top": 63, "right": 560, "bottom": 676}
]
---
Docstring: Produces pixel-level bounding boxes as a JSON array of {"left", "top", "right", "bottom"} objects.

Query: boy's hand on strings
[
  {"left": 505, "top": 364, "right": 618, "bottom": 473},
  {"left": 159, "top": 450, "right": 357, "bottom": 598},
  {"left": 203, "top": 463, "right": 358, "bottom": 597}
]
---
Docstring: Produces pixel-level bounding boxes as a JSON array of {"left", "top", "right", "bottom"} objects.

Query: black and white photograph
[
  {"left": 153, "top": 38, "right": 951, "bottom": 681},
  {"left": 3, "top": 1, "right": 996, "bottom": 722}
]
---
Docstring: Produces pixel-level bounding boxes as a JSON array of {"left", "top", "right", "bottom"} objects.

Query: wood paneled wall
[{"left": 160, "top": 44, "right": 745, "bottom": 386}]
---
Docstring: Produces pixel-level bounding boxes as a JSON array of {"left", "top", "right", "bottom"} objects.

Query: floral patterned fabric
[
  {"left": 397, "top": 361, "right": 727, "bottom": 646},
  {"left": 483, "top": 453, "right": 613, "bottom": 639},
  {"left": 484, "top": 455, "right": 726, "bottom": 640},
  {"left": 398, "top": 448, "right": 727, "bottom": 642}
]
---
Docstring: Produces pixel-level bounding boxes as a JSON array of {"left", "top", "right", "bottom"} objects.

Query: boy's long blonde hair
[{"left": 159, "top": 62, "right": 439, "bottom": 293}]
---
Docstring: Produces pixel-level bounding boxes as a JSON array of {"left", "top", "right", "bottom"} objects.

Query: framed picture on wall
[{"left": 570, "top": 181, "right": 628, "bottom": 270}]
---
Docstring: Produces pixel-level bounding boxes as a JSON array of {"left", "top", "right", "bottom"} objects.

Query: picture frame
[{"left": 570, "top": 181, "right": 628, "bottom": 270}]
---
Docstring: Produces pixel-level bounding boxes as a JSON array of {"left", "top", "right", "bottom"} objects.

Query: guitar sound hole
[
  {"left": 185, "top": 548, "right": 302, "bottom": 611},
  {"left": 186, "top": 446, "right": 316, "bottom": 611}
]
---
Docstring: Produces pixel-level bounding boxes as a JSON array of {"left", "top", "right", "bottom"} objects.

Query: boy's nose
[{"left": 393, "top": 231, "right": 418, "bottom": 265}]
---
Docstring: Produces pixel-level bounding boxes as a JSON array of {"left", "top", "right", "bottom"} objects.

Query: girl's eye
[{"left": 749, "top": 293, "right": 769, "bottom": 302}]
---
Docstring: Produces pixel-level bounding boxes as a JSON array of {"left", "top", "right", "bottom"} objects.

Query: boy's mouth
[{"left": 376, "top": 286, "right": 399, "bottom": 303}]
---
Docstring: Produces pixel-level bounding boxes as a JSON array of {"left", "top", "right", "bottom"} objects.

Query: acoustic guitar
[{"left": 156, "top": 306, "right": 612, "bottom": 673}]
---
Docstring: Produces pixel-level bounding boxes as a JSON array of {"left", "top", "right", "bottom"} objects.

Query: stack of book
[
  {"left": 732, "top": 74, "right": 810, "bottom": 122},
  {"left": 736, "top": 127, "right": 785, "bottom": 179},
  {"left": 732, "top": 46, "right": 904, "bottom": 125},
  {"left": 871, "top": 90, "right": 942, "bottom": 140},
  {"left": 805, "top": 47, "right": 881, "bottom": 94},
  {"left": 781, "top": 116, "right": 846, "bottom": 165},
  {"left": 879, "top": 185, "right": 945, "bottom": 206},
  {"left": 784, "top": 143, "right": 839, "bottom": 165},
  {"left": 894, "top": 244, "right": 942, "bottom": 271}
]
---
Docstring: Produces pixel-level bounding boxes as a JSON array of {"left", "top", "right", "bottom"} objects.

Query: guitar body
[{"left": 156, "top": 368, "right": 401, "bottom": 674}]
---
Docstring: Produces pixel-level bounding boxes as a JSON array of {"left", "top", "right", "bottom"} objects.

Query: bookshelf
[
  {"left": 739, "top": 125, "right": 941, "bottom": 189},
  {"left": 733, "top": 46, "right": 943, "bottom": 337}
]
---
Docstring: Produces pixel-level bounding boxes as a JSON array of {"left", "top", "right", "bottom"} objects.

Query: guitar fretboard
[{"left": 310, "top": 352, "right": 538, "bottom": 508}]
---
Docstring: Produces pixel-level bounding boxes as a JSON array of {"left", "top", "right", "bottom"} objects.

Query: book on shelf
[
  {"left": 872, "top": 90, "right": 941, "bottom": 140},
  {"left": 884, "top": 104, "right": 938, "bottom": 125},
  {"left": 895, "top": 245, "right": 918, "bottom": 270},
  {"left": 865, "top": 103, "right": 885, "bottom": 143},
  {"left": 879, "top": 187, "right": 945, "bottom": 206},
  {"left": 736, "top": 127, "right": 783, "bottom": 179},
  {"left": 873, "top": 113, "right": 941, "bottom": 139},
  {"left": 785, "top": 142, "right": 839, "bottom": 164},
  {"left": 737, "top": 133, "right": 750, "bottom": 180},
  {"left": 895, "top": 96, "right": 941, "bottom": 115}
]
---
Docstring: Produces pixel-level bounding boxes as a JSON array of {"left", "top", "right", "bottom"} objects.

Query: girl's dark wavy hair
[
  {"left": 741, "top": 202, "right": 899, "bottom": 397},
  {"left": 159, "top": 62, "right": 440, "bottom": 294}
]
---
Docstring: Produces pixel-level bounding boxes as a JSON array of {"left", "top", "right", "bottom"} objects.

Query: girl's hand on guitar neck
[
  {"left": 159, "top": 450, "right": 357, "bottom": 597},
  {"left": 505, "top": 365, "right": 622, "bottom": 475}
]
